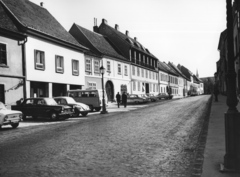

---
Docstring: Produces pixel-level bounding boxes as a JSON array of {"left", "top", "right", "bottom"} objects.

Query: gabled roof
[
  {"left": 0, "top": 2, "right": 26, "bottom": 40},
  {"left": 168, "top": 62, "right": 188, "bottom": 80},
  {"left": 217, "top": 29, "right": 227, "bottom": 50},
  {"left": 161, "top": 62, "right": 178, "bottom": 76},
  {"left": 70, "top": 23, "right": 128, "bottom": 61},
  {"left": 177, "top": 64, "right": 192, "bottom": 81},
  {"left": 1, "top": 0, "right": 87, "bottom": 50},
  {"left": 158, "top": 61, "right": 168, "bottom": 73},
  {"left": 97, "top": 19, "right": 158, "bottom": 60}
]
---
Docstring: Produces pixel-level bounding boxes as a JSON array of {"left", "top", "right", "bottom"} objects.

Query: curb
[{"left": 191, "top": 95, "right": 213, "bottom": 177}]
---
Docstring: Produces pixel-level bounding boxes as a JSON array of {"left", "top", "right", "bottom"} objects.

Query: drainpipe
[{"left": 20, "top": 37, "right": 27, "bottom": 99}]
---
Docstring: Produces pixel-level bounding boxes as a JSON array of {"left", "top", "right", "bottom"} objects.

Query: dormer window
[{"left": 126, "top": 38, "right": 134, "bottom": 45}]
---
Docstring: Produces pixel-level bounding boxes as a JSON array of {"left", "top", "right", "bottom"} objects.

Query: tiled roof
[
  {"left": 0, "top": 3, "right": 20, "bottom": 33},
  {"left": 1, "top": 0, "right": 87, "bottom": 49},
  {"left": 177, "top": 64, "right": 192, "bottom": 80},
  {"left": 168, "top": 62, "right": 188, "bottom": 80},
  {"left": 99, "top": 21, "right": 158, "bottom": 59},
  {"left": 158, "top": 61, "right": 168, "bottom": 73},
  {"left": 162, "top": 62, "right": 178, "bottom": 76},
  {"left": 73, "top": 24, "right": 128, "bottom": 61}
]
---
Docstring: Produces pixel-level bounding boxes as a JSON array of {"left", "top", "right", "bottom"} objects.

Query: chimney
[
  {"left": 134, "top": 37, "right": 137, "bottom": 41},
  {"left": 102, "top": 19, "right": 108, "bottom": 24},
  {"left": 93, "top": 18, "right": 99, "bottom": 33},
  {"left": 40, "top": 2, "right": 44, "bottom": 7},
  {"left": 126, "top": 30, "right": 129, "bottom": 36},
  {"left": 115, "top": 24, "right": 119, "bottom": 31}
]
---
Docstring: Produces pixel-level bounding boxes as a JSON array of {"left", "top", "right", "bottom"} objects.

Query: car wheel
[
  {"left": 95, "top": 107, "right": 101, "bottom": 112},
  {"left": 22, "top": 114, "right": 27, "bottom": 120},
  {"left": 81, "top": 112, "right": 88, "bottom": 117},
  {"left": 89, "top": 105, "right": 94, "bottom": 112},
  {"left": 50, "top": 111, "right": 58, "bottom": 121},
  {"left": 11, "top": 123, "right": 19, "bottom": 128}
]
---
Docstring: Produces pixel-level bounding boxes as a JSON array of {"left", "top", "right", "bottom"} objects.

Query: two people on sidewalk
[{"left": 116, "top": 92, "right": 127, "bottom": 108}]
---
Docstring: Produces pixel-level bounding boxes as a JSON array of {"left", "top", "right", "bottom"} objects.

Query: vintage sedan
[
  {"left": 0, "top": 102, "right": 22, "bottom": 129},
  {"left": 146, "top": 93, "right": 158, "bottom": 102},
  {"left": 11, "top": 98, "right": 73, "bottom": 121},
  {"left": 127, "top": 94, "right": 149, "bottom": 104},
  {"left": 54, "top": 96, "right": 90, "bottom": 117},
  {"left": 157, "top": 93, "right": 173, "bottom": 100}
]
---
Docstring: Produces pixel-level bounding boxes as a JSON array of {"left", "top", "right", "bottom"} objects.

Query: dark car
[
  {"left": 11, "top": 98, "right": 73, "bottom": 121},
  {"left": 157, "top": 93, "right": 173, "bottom": 100},
  {"left": 54, "top": 96, "right": 90, "bottom": 117},
  {"left": 146, "top": 93, "right": 158, "bottom": 102}
]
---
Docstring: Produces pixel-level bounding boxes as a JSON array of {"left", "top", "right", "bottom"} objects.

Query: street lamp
[
  {"left": 220, "top": 0, "right": 240, "bottom": 172},
  {"left": 100, "top": 66, "right": 108, "bottom": 114}
]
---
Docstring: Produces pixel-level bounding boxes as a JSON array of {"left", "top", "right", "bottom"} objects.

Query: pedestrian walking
[
  {"left": 122, "top": 92, "right": 127, "bottom": 108},
  {"left": 116, "top": 92, "right": 121, "bottom": 108},
  {"left": 213, "top": 82, "right": 219, "bottom": 102}
]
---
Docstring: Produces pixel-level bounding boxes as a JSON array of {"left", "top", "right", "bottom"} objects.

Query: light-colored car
[
  {"left": 157, "top": 93, "right": 173, "bottom": 100},
  {"left": 54, "top": 96, "right": 90, "bottom": 117},
  {"left": 127, "top": 94, "right": 148, "bottom": 104},
  {"left": 0, "top": 102, "right": 22, "bottom": 129}
]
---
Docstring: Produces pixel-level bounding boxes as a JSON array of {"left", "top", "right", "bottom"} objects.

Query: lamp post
[
  {"left": 100, "top": 66, "right": 108, "bottom": 114},
  {"left": 221, "top": 0, "right": 240, "bottom": 172}
]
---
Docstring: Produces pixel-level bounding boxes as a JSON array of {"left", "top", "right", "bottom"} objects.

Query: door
[
  {"left": 0, "top": 84, "right": 5, "bottom": 103},
  {"left": 106, "top": 81, "right": 114, "bottom": 101}
]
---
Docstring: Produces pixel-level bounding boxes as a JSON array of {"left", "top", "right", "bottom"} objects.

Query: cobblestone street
[{"left": 0, "top": 95, "right": 211, "bottom": 177}]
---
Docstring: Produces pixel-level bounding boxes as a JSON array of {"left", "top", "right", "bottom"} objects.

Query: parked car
[
  {"left": 138, "top": 94, "right": 151, "bottom": 102},
  {"left": 0, "top": 102, "right": 22, "bottom": 129},
  {"left": 67, "top": 89, "right": 108, "bottom": 112},
  {"left": 146, "top": 93, "right": 158, "bottom": 102},
  {"left": 11, "top": 98, "right": 73, "bottom": 121},
  {"left": 127, "top": 94, "right": 149, "bottom": 104},
  {"left": 54, "top": 96, "right": 90, "bottom": 117},
  {"left": 157, "top": 93, "right": 173, "bottom": 100}
]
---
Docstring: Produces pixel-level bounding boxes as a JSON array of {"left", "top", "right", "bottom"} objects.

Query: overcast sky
[{"left": 29, "top": 0, "right": 226, "bottom": 78}]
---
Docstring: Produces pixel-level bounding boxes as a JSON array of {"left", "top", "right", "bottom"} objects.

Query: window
[
  {"left": 132, "top": 66, "right": 135, "bottom": 75},
  {"left": 34, "top": 50, "right": 45, "bottom": 70},
  {"left": 72, "top": 59, "right": 79, "bottom": 76},
  {"left": 124, "top": 65, "right": 128, "bottom": 76},
  {"left": 133, "top": 81, "right": 136, "bottom": 91},
  {"left": 146, "top": 70, "right": 148, "bottom": 78},
  {"left": 153, "top": 84, "right": 155, "bottom": 92},
  {"left": 0, "top": 43, "right": 7, "bottom": 66},
  {"left": 118, "top": 64, "right": 121, "bottom": 74},
  {"left": 94, "top": 60, "right": 100, "bottom": 73},
  {"left": 149, "top": 71, "right": 151, "bottom": 79},
  {"left": 107, "top": 61, "right": 111, "bottom": 72},
  {"left": 55, "top": 55, "right": 64, "bottom": 73},
  {"left": 88, "top": 82, "right": 97, "bottom": 90},
  {"left": 138, "top": 82, "right": 140, "bottom": 91},
  {"left": 142, "top": 68, "right": 144, "bottom": 77},
  {"left": 137, "top": 67, "right": 140, "bottom": 76},
  {"left": 86, "top": 58, "right": 91, "bottom": 72}
]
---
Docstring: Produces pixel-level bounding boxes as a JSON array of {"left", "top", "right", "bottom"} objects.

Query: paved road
[{"left": 0, "top": 95, "right": 211, "bottom": 177}]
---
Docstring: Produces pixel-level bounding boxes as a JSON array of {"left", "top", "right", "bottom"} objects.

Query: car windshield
[
  {"left": 0, "top": 102, "right": 7, "bottom": 110},
  {"left": 44, "top": 98, "right": 58, "bottom": 105},
  {"left": 65, "top": 97, "right": 76, "bottom": 104}
]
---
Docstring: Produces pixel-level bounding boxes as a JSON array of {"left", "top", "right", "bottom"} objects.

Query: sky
[{"left": 29, "top": 0, "right": 227, "bottom": 78}]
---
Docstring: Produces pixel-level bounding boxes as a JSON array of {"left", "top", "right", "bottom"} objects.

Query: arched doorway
[{"left": 105, "top": 81, "right": 114, "bottom": 102}]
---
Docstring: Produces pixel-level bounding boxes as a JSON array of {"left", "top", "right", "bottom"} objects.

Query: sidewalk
[{"left": 201, "top": 95, "right": 240, "bottom": 177}]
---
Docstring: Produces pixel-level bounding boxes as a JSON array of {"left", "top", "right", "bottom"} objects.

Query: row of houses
[
  {"left": 0, "top": 0, "right": 204, "bottom": 107},
  {"left": 216, "top": 0, "right": 239, "bottom": 95}
]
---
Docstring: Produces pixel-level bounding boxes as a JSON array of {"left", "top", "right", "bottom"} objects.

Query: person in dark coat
[
  {"left": 213, "top": 82, "right": 219, "bottom": 102},
  {"left": 116, "top": 92, "right": 121, "bottom": 108},
  {"left": 122, "top": 92, "right": 127, "bottom": 108}
]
